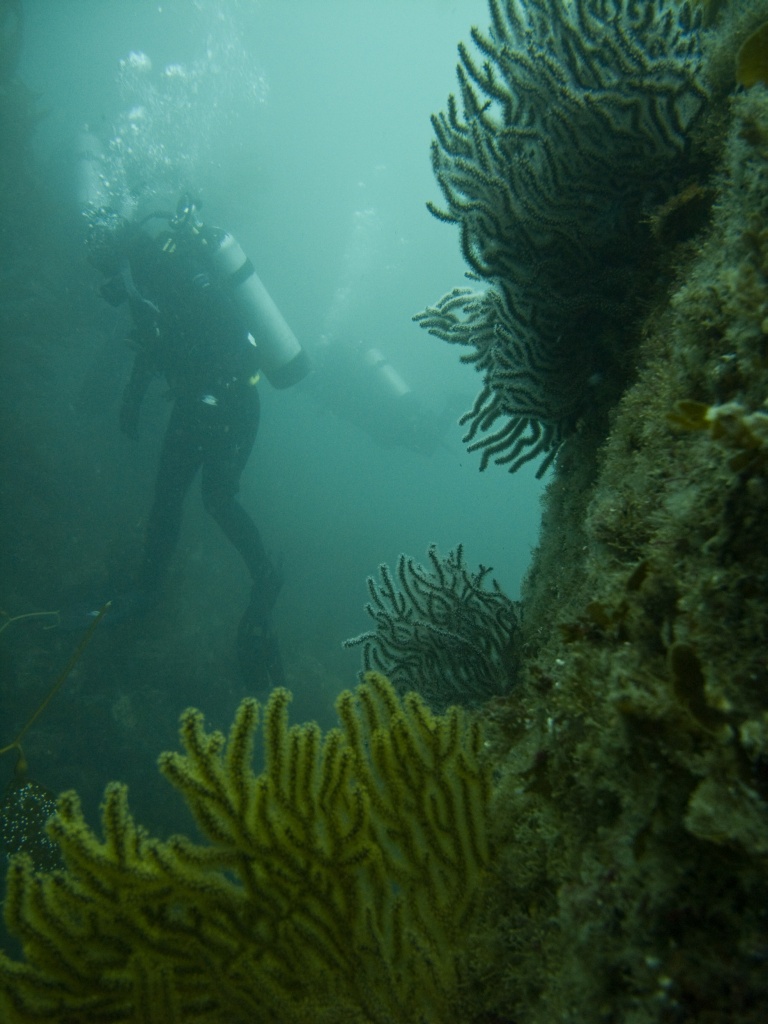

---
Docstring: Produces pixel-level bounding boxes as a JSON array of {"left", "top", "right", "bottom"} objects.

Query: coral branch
[
  {"left": 345, "top": 544, "right": 519, "bottom": 710},
  {"left": 416, "top": 0, "right": 708, "bottom": 474},
  {"left": 0, "top": 674, "right": 491, "bottom": 1024}
]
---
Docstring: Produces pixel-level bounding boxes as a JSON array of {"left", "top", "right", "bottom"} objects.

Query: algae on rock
[{"left": 472, "top": 82, "right": 768, "bottom": 1024}]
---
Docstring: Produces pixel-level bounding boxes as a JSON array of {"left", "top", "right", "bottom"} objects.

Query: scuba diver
[
  {"left": 83, "top": 194, "right": 310, "bottom": 692},
  {"left": 74, "top": 118, "right": 449, "bottom": 692},
  {"left": 307, "top": 337, "right": 449, "bottom": 458}
]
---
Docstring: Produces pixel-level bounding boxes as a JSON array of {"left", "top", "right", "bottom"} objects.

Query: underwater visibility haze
[
  {"left": 2, "top": 0, "right": 536, "bottom": 770},
  {"left": 2, "top": 0, "right": 768, "bottom": 1021}
]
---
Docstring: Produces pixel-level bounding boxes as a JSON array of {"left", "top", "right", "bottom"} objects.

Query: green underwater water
[{"left": 2, "top": 1, "right": 768, "bottom": 1021}]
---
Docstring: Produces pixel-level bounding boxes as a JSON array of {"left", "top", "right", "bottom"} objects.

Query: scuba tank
[
  {"left": 76, "top": 155, "right": 310, "bottom": 389},
  {"left": 210, "top": 231, "right": 310, "bottom": 390},
  {"left": 363, "top": 347, "right": 412, "bottom": 401}
]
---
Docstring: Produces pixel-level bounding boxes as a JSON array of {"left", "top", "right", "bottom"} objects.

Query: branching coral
[
  {"left": 415, "top": 0, "right": 708, "bottom": 475},
  {"left": 0, "top": 673, "right": 492, "bottom": 1024},
  {"left": 344, "top": 544, "right": 519, "bottom": 710}
]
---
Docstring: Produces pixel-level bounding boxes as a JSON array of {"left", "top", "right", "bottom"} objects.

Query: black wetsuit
[{"left": 120, "top": 223, "right": 284, "bottom": 686}]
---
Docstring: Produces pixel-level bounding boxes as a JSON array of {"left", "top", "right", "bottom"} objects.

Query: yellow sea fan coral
[{"left": 0, "top": 673, "right": 491, "bottom": 1024}]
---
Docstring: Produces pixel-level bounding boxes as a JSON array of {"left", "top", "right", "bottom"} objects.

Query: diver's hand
[{"left": 119, "top": 400, "right": 140, "bottom": 440}]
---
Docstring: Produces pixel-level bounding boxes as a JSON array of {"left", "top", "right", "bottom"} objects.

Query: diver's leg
[
  {"left": 200, "top": 391, "right": 273, "bottom": 581},
  {"left": 203, "top": 483, "right": 274, "bottom": 582},
  {"left": 201, "top": 390, "right": 285, "bottom": 689},
  {"left": 139, "top": 403, "right": 201, "bottom": 595}
]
